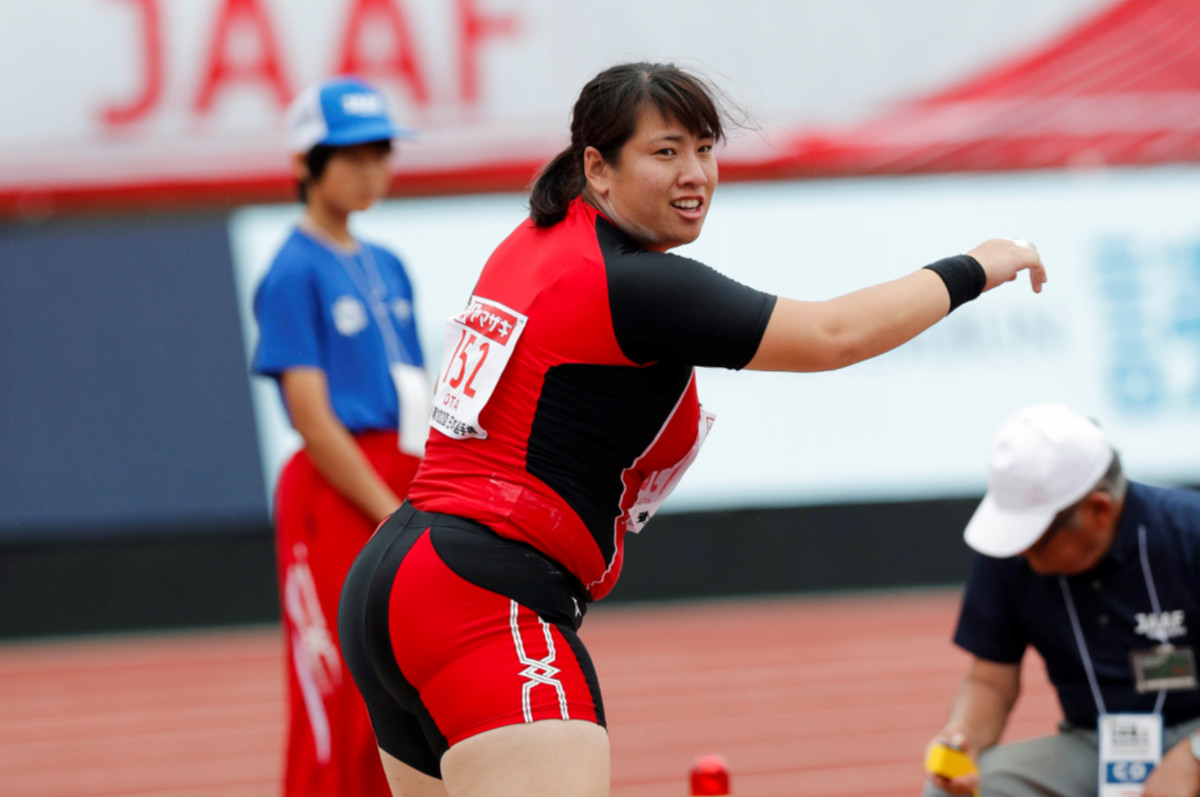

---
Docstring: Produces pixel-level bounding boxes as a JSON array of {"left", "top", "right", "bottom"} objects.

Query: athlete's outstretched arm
[{"left": 746, "top": 238, "right": 1045, "bottom": 372}]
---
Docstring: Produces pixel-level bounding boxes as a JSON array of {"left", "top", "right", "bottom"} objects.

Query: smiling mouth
[{"left": 671, "top": 198, "right": 702, "bottom": 211}]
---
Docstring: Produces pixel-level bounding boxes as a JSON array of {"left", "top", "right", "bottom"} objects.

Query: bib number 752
[
  {"left": 430, "top": 297, "right": 528, "bottom": 440},
  {"left": 443, "top": 329, "right": 489, "bottom": 400}
]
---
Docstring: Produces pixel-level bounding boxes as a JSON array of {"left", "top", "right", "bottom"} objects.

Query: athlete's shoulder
[
  {"left": 502, "top": 199, "right": 600, "bottom": 250},
  {"left": 592, "top": 213, "right": 713, "bottom": 277},
  {"left": 480, "top": 200, "right": 604, "bottom": 283}
]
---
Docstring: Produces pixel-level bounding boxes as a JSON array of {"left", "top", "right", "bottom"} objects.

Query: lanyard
[
  {"left": 1059, "top": 524, "right": 1167, "bottom": 716},
  {"left": 334, "top": 245, "right": 413, "bottom": 368}
]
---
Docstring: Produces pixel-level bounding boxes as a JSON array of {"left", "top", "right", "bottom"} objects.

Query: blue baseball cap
[{"left": 285, "top": 76, "right": 413, "bottom": 153}]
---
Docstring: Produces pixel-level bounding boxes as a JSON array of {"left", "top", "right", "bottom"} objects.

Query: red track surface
[{"left": 0, "top": 589, "right": 1058, "bottom": 796}]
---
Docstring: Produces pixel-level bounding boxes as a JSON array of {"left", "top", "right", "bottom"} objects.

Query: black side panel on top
[
  {"left": 596, "top": 216, "right": 776, "bottom": 369},
  {"left": 526, "top": 361, "right": 692, "bottom": 563}
]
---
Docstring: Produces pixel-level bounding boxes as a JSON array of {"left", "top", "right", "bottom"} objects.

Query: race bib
[
  {"left": 430, "top": 296, "right": 527, "bottom": 440},
  {"left": 626, "top": 408, "right": 716, "bottom": 533}
]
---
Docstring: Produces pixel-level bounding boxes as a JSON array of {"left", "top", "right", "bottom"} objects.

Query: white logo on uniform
[
  {"left": 509, "top": 601, "right": 569, "bottom": 723},
  {"left": 1134, "top": 610, "right": 1187, "bottom": 640},
  {"left": 341, "top": 93, "right": 384, "bottom": 117},
  {"left": 391, "top": 298, "right": 412, "bottom": 322},
  {"left": 332, "top": 295, "right": 368, "bottom": 336}
]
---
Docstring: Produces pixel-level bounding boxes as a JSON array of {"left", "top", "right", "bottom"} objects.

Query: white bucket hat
[{"left": 963, "top": 403, "right": 1113, "bottom": 558}]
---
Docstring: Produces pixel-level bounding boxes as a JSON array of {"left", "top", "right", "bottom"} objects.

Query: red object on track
[{"left": 690, "top": 753, "right": 731, "bottom": 796}]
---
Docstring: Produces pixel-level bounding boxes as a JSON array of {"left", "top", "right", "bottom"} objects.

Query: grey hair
[
  {"left": 1046, "top": 448, "right": 1126, "bottom": 530},
  {"left": 1093, "top": 448, "right": 1127, "bottom": 501}
]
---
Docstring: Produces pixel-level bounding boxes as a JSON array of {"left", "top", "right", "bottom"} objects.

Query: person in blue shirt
[
  {"left": 252, "top": 76, "right": 429, "bottom": 797},
  {"left": 923, "top": 403, "right": 1200, "bottom": 797}
]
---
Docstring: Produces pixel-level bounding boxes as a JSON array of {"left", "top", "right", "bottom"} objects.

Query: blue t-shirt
[
  {"left": 954, "top": 481, "right": 1200, "bottom": 729},
  {"left": 252, "top": 228, "right": 424, "bottom": 433}
]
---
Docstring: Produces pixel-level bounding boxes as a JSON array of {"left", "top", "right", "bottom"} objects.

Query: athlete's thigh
[
  {"left": 440, "top": 720, "right": 609, "bottom": 797},
  {"left": 379, "top": 748, "right": 449, "bottom": 797}
]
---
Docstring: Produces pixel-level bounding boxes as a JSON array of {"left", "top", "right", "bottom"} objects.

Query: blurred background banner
[{"left": 7, "top": 0, "right": 1199, "bottom": 216}]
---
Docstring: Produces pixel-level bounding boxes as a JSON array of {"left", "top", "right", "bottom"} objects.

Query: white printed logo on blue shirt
[{"left": 332, "top": 296, "right": 369, "bottom": 336}]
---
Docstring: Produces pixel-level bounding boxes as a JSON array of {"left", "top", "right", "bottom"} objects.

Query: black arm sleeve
[{"left": 597, "top": 219, "right": 776, "bottom": 369}]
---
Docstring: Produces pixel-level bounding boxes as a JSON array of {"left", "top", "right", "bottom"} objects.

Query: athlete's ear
[
  {"left": 582, "top": 146, "right": 611, "bottom": 197},
  {"left": 293, "top": 153, "right": 310, "bottom": 183}
]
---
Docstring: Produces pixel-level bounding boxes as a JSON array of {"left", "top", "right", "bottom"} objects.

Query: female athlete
[{"left": 339, "top": 62, "right": 1046, "bottom": 797}]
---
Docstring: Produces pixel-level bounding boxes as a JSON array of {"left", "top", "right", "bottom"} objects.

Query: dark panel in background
[
  {"left": 610, "top": 498, "right": 981, "bottom": 601},
  {"left": 0, "top": 524, "right": 278, "bottom": 638},
  {"left": 0, "top": 215, "right": 269, "bottom": 539}
]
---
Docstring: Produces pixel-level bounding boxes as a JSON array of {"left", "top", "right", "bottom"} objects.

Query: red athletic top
[{"left": 408, "top": 198, "right": 775, "bottom": 599}]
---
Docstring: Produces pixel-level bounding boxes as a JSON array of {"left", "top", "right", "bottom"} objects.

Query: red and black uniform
[{"left": 339, "top": 198, "right": 775, "bottom": 776}]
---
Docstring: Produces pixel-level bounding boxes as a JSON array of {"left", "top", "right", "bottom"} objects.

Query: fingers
[
  {"left": 1004, "top": 237, "right": 1047, "bottom": 294},
  {"left": 1030, "top": 264, "right": 1046, "bottom": 293}
]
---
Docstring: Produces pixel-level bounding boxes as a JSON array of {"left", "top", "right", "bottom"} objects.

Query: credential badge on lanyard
[
  {"left": 431, "top": 296, "right": 528, "bottom": 440},
  {"left": 1061, "top": 525, "right": 1178, "bottom": 797}
]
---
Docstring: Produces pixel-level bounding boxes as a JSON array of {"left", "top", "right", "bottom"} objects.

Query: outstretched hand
[{"left": 968, "top": 238, "right": 1047, "bottom": 294}]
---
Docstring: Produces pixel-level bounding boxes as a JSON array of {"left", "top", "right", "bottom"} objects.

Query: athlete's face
[
  {"left": 583, "top": 107, "right": 717, "bottom": 252},
  {"left": 306, "top": 142, "right": 392, "bottom": 215}
]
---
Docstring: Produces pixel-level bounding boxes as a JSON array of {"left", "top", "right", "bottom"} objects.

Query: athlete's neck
[
  {"left": 581, "top": 188, "right": 668, "bottom": 252},
  {"left": 301, "top": 206, "right": 357, "bottom": 251}
]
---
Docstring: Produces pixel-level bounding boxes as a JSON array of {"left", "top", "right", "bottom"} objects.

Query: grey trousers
[{"left": 922, "top": 717, "right": 1200, "bottom": 797}]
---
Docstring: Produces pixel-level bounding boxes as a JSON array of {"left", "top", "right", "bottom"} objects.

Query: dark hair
[
  {"left": 529, "top": 62, "right": 728, "bottom": 227},
  {"left": 296, "top": 140, "right": 394, "bottom": 203}
]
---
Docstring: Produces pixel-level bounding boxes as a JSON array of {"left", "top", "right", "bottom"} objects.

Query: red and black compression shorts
[{"left": 338, "top": 502, "right": 604, "bottom": 778}]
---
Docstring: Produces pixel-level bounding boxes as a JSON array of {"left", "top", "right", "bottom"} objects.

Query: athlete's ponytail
[
  {"left": 528, "top": 62, "right": 730, "bottom": 228},
  {"left": 529, "top": 145, "right": 585, "bottom": 227}
]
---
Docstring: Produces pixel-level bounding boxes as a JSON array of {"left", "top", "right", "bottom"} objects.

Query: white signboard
[{"left": 230, "top": 166, "right": 1200, "bottom": 512}]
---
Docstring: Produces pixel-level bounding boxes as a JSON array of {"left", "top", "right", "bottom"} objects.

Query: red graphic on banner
[
  {"left": 100, "top": 0, "right": 162, "bottom": 127},
  {"left": 335, "top": 0, "right": 431, "bottom": 107},
  {"left": 455, "top": 0, "right": 519, "bottom": 103},
  {"left": 194, "top": 0, "right": 292, "bottom": 113}
]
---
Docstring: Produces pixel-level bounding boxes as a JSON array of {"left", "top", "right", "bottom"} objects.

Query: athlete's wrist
[{"left": 924, "top": 255, "right": 986, "bottom": 313}]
